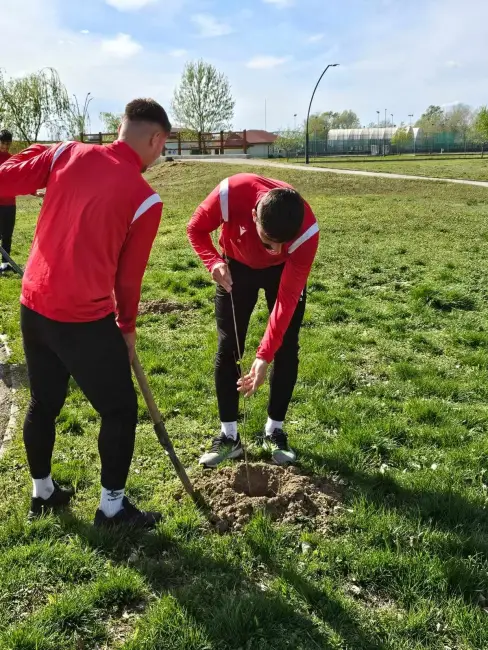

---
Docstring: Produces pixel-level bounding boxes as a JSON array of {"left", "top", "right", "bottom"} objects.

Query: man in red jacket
[
  {"left": 187, "top": 173, "right": 319, "bottom": 467},
  {"left": 0, "top": 129, "right": 16, "bottom": 273},
  {"left": 0, "top": 99, "right": 171, "bottom": 528}
]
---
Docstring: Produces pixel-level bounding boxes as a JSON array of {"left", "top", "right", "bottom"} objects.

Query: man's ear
[{"left": 252, "top": 208, "right": 257, "bottom": 223}]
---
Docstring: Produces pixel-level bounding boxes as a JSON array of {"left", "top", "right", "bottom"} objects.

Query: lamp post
[
  {"left": 305, "top": 63, "right": 339, "bottom": 164},
  {"left": 391, "top": 113, "right": 394, "bottom": 127}
]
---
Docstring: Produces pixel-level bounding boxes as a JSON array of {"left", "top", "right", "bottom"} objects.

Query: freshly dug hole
[{"left": 193, "top": 463, "right": 340, "bottom": 533}]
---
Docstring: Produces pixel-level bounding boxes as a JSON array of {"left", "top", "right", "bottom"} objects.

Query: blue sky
[{"left": 3, "top": 0, "right": 487, "bottom": 132}]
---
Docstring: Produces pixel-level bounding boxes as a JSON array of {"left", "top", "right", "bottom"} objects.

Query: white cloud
[
  {"left": 169, "top": 49, "right": 187, "bottom": 57},
  {"left": 1, "top": 0, "right": 488, "bottom": 137},
  {"left": 307, "top": 34, "right": 324, "bottom": 43},
  {"left": 0, "top": 0, "right": 178, "bottom": 135},
  {"left": 191, "top": 14, "right": 232, "bottom": 38},
  {"left": 446, "top": 60, "right": 461, "bottom": 68},
  {"left": 80, "top": 30, "right": 90, "bottom": 35},
  {"left": 262, "top": 0, "right": 294, "bottom": 7},
  {"left": 247, "top": 55, "right": 291, "bottom": 69},
  {"left": 105, "top": 0, "right": 157, "bottom": 10},
  {"left": 101, "top": 33, "right": 142, "bottom": 58}
]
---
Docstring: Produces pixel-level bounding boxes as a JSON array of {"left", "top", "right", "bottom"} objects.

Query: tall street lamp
[{"left": 305, "top": 63, "right": 339, "bottom": 164}]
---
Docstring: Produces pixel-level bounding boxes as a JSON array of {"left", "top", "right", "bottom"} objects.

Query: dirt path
[
  {"left": 0, "top": 337, "right": 12, "bottom": 456},
  {"left": 0, "top": 336, "right": 20, "bottom": 458},
  {"left": 182, "top": 157, "right": 488, "bottom": 189}
]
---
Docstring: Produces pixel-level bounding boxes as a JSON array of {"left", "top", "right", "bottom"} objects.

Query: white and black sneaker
[
  {"left": 94, "top": 496, "right": 162, "bottom": 530},
  {"left": 28, "top": 480, "right": 75, "bottom": 520},
  {"left": 0, "top": 262, "right": 11, "bottom": 273},
  {"left": 199, "top": 432, "right": 244, "bottom": 468},
  {"left": 263, "top": 429, "right": 297, "bottom": 465}
]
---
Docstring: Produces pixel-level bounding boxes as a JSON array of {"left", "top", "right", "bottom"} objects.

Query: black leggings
[
  {"left": 21, "top": 306, "right": 138, "bottom": 490},
  {"left": 215, "top": 258, "right": 306, "bottom": 423},
  {"left": 0, "top": 204, "right": 16, "bottom": 259}
]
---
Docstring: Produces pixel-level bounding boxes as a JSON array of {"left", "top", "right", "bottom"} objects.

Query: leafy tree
[
  {"left": 307, "top": 112, "right": 337, "bottom": 139},
  {"left": 391, "top": 125, "right": 413, "bottom": 153},
  {"left": 0, "top": 67, "right": 70, "bottom": 144},
  {"left": 99, "top": 111, "right": 123, "bottom": 133},
  {"left": 415, "top": 105, "right": 445, "bottom": 135},
  {"left": 473, "top": 106, "right": 488, "bottom": 157},
  {"left": 275, "top": 128, "right": 304, "bottom": 159},
  {"left": 306, "top": 109, "right": 360, "bottom": 138},
  {"left": 333, "top": 109, "right": 360, "bottom": 129},
  {"left": 444, "top": 103, "right": 474, "bottom": 150},
  {"left": 67, "top": 93, "right": 92, "bottom": 140},
  {"left": 172, "top": 60, "right": 235, "bottom": 133}
]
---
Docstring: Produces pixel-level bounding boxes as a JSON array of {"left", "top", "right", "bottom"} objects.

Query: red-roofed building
[
  {"left": 163, "top": 129, "right": 278, "bottom": 158},
  {"left": 223, "top": 130, "right": 277, "bottom": 157}
]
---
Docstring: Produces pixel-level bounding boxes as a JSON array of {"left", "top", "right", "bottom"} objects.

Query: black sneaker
[
  {"left": 199, "top": 432, "right": 244, "bottom": 468},
  {"left": 28, "top": 480, "right": 75, "bottom": 520},
  {"left": 263, "top": 429, "right": 297, "bottom": 465},
  {"left": 94, "top": 496, "right": 162, "bottom": 530}
]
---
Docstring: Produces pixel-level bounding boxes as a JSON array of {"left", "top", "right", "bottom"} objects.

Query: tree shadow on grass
[
  {"left": 297, "top": 448, "right": 488, "bottom": 604},
  {"left": 56, "top": 510, "right": 387, "bottom": 650},
  {"left": 299, "top": 448, "right": 488, "bottom": 544}
]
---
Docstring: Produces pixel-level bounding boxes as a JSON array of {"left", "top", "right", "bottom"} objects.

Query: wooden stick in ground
[
  {"left": 0, "top": 245, "right": 24, "bottom": 278},
  {"left": 132, "top": 352, "right": 198, "bottom": 504}
]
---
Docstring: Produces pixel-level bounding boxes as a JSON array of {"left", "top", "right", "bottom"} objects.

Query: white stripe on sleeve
[
  {"left": 219, "top": 178, "right": 229, "bottom": 222},
  {"left": 50, "top": 141, "right": 75, "bottom": 171},
  {"left": 132, "top": 193, "right": 162, "bottom": 225},
  {"left": 288, "top": 222, "right": 319, "bottom": 254}
]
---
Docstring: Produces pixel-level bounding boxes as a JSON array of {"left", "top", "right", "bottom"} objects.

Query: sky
[{"left": 2, "top": 0, "right": 487, "bottom": 133}]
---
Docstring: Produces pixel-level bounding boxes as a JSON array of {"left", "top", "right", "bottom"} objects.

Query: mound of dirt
[
  {"left": 194, "top": 463, "right": 340, "bottom": 533},
  {"left": 138, "top": 299, "right": 194, "bottom": 315}
]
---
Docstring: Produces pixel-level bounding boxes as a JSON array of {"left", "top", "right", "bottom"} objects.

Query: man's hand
[
  {"left": 36, "top": 189, "right": 46, "bottom": 198},
  {"left": 237, "top": 358, "right": 269, "bottom": 397},
  {"left": 123, "top": 331, "right": 136, "bottom": 364},
  {"left": 212, "top": 262, "right": 233, "bottom": 293}
]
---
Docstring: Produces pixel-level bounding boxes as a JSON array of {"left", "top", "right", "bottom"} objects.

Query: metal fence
[{"left": 300, "top": 133, "right": 484, "bottom": 157}]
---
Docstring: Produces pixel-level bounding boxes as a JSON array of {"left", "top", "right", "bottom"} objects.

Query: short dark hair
[
  {"left": 124, "top": 98, "right": 172, "bottom": 134},
  {"left": 257, "top": 188, "right": 305, "bottom": 243},
  {"left": 0, "top": 129, "right": 13, "bottom": 144}
]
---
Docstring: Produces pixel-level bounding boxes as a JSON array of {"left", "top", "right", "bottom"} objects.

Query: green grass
[
  {"left": 1, "top": 161, "right": 488, "bottom": 648},
  {"left": 280, "top": 155, "right": 488, "bottom": 182}
]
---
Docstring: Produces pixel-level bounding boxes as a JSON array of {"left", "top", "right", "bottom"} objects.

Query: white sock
[
  {"left": 266, "top": 418, "right": 284, "bottom": 437},
  {"left": 221, "top": 421, "right": 238, "bottom": 441},
  {"left": 32, "top": 475, "right": 55, "bottom": 500},
  {"left": 100, "top": 487, "right": 125, "bottom": 517}
]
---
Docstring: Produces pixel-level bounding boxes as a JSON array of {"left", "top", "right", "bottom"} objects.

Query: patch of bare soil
[
  {"left": 138, "top": 299, "right": 194, "bottom": 315},
  {"left": 0, "top": 342, "right": 12, "bottom": 452},
  {"left": 194, "top": 463, "right": 340, "bottom": 533}
]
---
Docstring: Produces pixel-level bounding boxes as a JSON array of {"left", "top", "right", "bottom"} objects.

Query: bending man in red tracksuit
[
  {"left": 0, "top": 129, "right": 16, "bottom": 273},
  {"left": 0, "top": 99, "right": 171, "bottom": 528},
  {"left": 187, "top": 173, "right": 319, "bottom": 467}
]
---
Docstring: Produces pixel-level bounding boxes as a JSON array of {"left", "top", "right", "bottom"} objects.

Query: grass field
[
  {"left": 284, "top": 156, "right": 488, "bottom": 182},
  {"left": 1, "top": 161, "right": 488, "bottom": 649}
]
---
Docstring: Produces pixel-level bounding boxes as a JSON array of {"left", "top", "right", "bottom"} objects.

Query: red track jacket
[
  {"left": 0, "top": 151, "right": 15, "bottom": 206},
  {"left": 187, "top": 173, "right": 319, "bottom": 362},
  {"left": 0, "top": 141, "right": 162, "bottom": 333}
]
